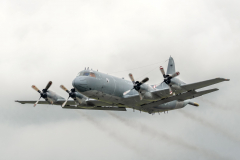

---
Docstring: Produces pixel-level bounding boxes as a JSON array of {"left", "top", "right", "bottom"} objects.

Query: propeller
[
  {"left": 123, "top": 73, "right": 149, "bottom": 100},
  {"left": 60, "top": 85, "right": 77, "bottom": 108},
  {"left": 31, "top": 81, "right": 52, "bottom": 107},
  {"left": 159, "top": 66, "right": 180, "bottom": 94}
]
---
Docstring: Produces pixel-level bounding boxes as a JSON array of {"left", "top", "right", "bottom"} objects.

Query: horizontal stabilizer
[
  {"left": 181, "top": 88, "right": 219, "bottom": 100},
  {"left": 142, "top": 88, "right": 219, "bottom": 107}
]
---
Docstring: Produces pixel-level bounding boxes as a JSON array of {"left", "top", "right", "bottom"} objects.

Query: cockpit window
[
  {"left": 77, "top": 71, "right": 96, "bottom": 78},
  {"left": 83, "top": 72, "right": 90, "bottom": 76},
  {"left": 89, "top": 72, "right": 96, "bottom": 77}
]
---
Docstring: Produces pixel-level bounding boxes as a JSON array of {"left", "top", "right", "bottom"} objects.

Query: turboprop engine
[
  {"left": 60, "top": 85, "right": 88, "bottom": 107},
  {"left": 159, "top": 66, "right": 180, "bottom": 94},
  {"left": 32, "top": 81, "right": 64, "bottom": 107},
  {"left": 123, "top": 73, "right": 149, "bottom": 100}
]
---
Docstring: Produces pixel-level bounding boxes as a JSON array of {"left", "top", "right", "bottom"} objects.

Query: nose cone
[{"left": 72, "top": 76, "right": 88, "bottom": 92}]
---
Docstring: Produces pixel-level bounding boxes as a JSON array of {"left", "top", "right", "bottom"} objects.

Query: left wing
[
  {"left": 124, "top": 77, "right": 229, "bottom": 100},
  {"left": 142, "top": 88, "right": 218, "bottom": 108},
  {"left": 180, "top": 78, "right": 229, "bottom": 91}
]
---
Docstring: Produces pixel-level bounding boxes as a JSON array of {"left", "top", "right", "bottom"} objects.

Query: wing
[
  {"left": 142, "top": 88, "right": 218, "bottom": 108},
  {"left": 15, "top": 99, "right": 126, "bottom": 111},
  {"left": 63, "top": 106, "right": 126, "bottom": 111},
  {"left": 15, "top": 99, "right": 111, "bottom": 106},
  {"left": 180, "top": 78, "right": 229, "bottom": 91},
  {"left": 15, "top": 100, "right": 53, "bottom": 105},
  {"left": 150, "top": 88, "right": 172, "bottom": 98}
]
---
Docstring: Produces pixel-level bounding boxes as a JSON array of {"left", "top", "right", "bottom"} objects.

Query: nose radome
[
  {"left": 72, "top": 78, "right": 77, "bottom": 88},
  {"left": 72, "top": 76, "right": 88, "bottom": 92}
]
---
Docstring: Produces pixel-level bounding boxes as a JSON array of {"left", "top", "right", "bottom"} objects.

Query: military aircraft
[{"left": 15, "top": 57, "right": 229, "bottom": 114}]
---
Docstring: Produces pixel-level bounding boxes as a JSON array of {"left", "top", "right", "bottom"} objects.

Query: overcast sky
[{"left": 0, "top": 0, "right": 239, "bottom": 159}]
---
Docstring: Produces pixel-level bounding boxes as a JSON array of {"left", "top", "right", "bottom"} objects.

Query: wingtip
[{"left": 218, "top": 78, "right": 230, "bottom": 81}]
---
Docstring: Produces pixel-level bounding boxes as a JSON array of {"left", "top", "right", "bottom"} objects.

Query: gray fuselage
[{"left": 72, "top": 70, "right": 189, "bottom": 113}]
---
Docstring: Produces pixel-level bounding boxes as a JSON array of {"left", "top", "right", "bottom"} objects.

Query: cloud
[{"left": 0, "top": 0, "right": 240, "bottom": 159}]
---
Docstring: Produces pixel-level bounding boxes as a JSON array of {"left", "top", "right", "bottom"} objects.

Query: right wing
[{"left": 16, "top": 99, "right": 112, "bottom": 106}]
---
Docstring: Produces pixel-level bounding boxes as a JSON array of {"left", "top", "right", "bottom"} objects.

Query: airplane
[{"left": 15, "top": 56, "right": 229, "bottom": 114}]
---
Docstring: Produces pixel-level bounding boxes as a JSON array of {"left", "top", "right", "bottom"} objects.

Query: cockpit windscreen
[{"left": 77, "top": 71, "right": 96, "bottom": 78}]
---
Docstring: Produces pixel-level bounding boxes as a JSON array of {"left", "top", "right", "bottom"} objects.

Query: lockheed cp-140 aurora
[{"left": 16, "top": 57, "right": 229, "bottom": 114}]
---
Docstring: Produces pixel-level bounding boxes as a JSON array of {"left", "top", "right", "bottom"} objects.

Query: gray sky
[{"left": 0, "top": 0, "right": 239, "bottom": 159}]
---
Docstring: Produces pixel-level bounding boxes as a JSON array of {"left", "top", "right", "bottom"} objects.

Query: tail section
[{"left": 167, "top": 56, "right": 176, "bottom": 75}]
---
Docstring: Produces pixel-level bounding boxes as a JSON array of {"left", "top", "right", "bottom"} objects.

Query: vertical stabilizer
[{"left": 166, "top": 56, "right": 176, "bottom": 75}]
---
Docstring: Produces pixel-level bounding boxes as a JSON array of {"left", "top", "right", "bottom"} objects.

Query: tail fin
[{"left": 166, "top": 56, "right": 176, "bottom": 75}]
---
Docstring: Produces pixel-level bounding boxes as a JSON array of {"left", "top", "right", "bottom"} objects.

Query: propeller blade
[
  {"left": 76, "top": 97, "right": 82, "bottom": 104},
  {"left": 141, "top": 77, "right": 149, "bottom": 84},
  {"left": 32, "top": 85, "right": 41, "bottom": 93},
  {"left": 129, "top": 73, "right": 135, "bottom": 84},
  {"left": 168, "top": 86, "right": 173, "bottom": 95},
  {"left": 160, "top": 66, "right": 166, "bottom": 77},
  {"left": 60, "top": 85, "right": 70, "bottom": 93},
  {"left": 139, "top": 92, "right": 143, "bottom": 100},
  {"left": 62, "top": 96, "right": 70, "bottom": 108},
  {"left": 123, "top": 89, "right": 132, "bottom": 95},
  {"left": 170, "top": 72, "right": 180, "bottom": 78},
  {"left": 34, "top": 97, "right": 41, "bottom": 107},
  {"left": 45, "top": 81, "right": 52, "bottom": 91}
]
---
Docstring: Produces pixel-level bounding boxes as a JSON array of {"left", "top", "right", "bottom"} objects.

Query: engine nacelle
[
  {"left": 175, "top": 100, "right": 198, "bottom": 109},
  {"left": 46, "top": 90, "right": 65, "bottom": 104},
  {"left": 175, "top": 101, "right": 188, "bottom": 109},
  {"left": 74, "top": 92, "right": 88, "bottom": 105}
]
